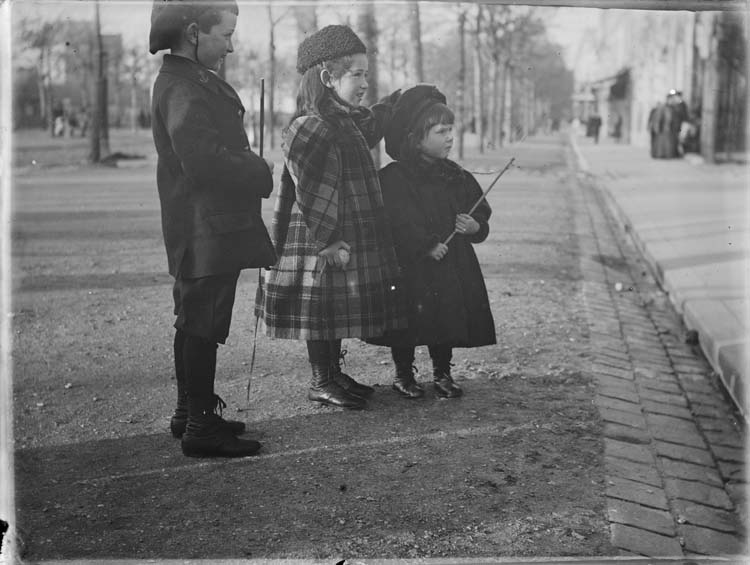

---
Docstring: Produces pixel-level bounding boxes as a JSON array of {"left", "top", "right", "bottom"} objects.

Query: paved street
[{"left": 9, "top": 132, "right": 746, "bottom": 562}]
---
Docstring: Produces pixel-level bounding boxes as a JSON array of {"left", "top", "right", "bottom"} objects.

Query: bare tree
[
  {"left": 472, "top": 5, "right": 485, "bottom": 153},
  {"left": 485, "top": 5, "right": 512, "bottom": 148},
  {"left": 408, "top": 1, "right": 424, "bottom": 83},
  {"left": 357, "top": 2, "right": 380, "bottom": 166},
  {"left": 17, "top": 19, "right": 59, "bottom": 133},
  {"left": 266, "top": 5, "right": 290, "bottom": 150},
  {"left": 456, "top": 7, "right": 467, "bottom": 159},
  {"left": 90, "top": 0, "right": 109, "bottom": 162}
]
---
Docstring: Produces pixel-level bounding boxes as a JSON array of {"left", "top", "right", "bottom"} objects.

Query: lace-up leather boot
[
  {"left": 330, "top": 344, "right": 374, "bottom": 398},
  {"left": 170, "top": 332, "right": 246, "bottom": 438},
  {"left": 393, "top": 362, "right": 424, "bottom": 398},
  {"left": 308, "top": 363, "right": 366, "bottom": 409},
  {"left": 432, "top": 365, "right": 463, "bottom": 398},
  {"left": 169, "top": 330, "right": 189, "bottom": 437},
  {"left": 181, "top": 395, "right": 261, "bottom": 458}
]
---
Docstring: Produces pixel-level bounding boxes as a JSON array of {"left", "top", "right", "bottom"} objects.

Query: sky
[{"left": 11, "top": 0, "right": 600, "bottom": 71}]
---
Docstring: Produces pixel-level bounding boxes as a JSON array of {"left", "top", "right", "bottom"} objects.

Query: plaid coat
[{"left": 255, "top": 102, "right": 405, "bottom": 340}]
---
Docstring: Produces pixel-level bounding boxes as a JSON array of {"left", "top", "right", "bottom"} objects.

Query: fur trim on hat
[
  {"left": 296, "top": 24, "right": 366, "bottom": 74},
  {"left": 385, "top": 84, "right": 447, "bottom": 161}
]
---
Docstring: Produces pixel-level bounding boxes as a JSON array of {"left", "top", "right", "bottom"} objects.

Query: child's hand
[
  {"left": 455, "top": 213, "right": 479, "bottom": 235},
  {"left": 319, "top": 240, "right": 351, "bottom": 268},
  {"left": 427, "top": 242, "right": 448, "bottom": 261}
]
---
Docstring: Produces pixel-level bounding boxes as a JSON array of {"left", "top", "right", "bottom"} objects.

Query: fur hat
[
  {"left": 149, "top": 0, "right": 238, "bottom": 55},
  {"left": 296, "top": 24, "right": 367, "bottom": 74},
  {"left": 384, "top": 84, "right": 447, "bottom": 161}
]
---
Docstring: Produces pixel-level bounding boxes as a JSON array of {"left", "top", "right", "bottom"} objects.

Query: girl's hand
[
  {"left": 455, "top": 213, "right": 479, "bottom": 236},
  {"left": 319, "top": 240, "right": 351, "bottom": 268},
  {"left": 427, "top": 242, "right": 448, "bottom": 261}
]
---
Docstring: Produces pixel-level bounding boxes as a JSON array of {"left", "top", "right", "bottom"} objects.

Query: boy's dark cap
[
  {"left": 385, "top": 84, "right": 447, "bottom": 161},
  {"left": 149, "top": 0, "right": 238, "bottom": 55},
  {"left": 296, "top": 24, "right": 366, "bottom": 74}
]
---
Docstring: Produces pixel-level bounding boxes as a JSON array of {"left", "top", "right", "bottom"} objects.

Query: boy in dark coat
[
  {"left": 149, "top": 0, "right": 276, "bottom": 457},
  {"left": 375, "top": 84, "right": 496, "bottom": 399}
]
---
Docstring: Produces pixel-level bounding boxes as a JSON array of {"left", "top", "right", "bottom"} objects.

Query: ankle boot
[
  {"left": 308, "top": 363, "right": 366, "bottom": 409},
  {"left": 170, "top": 330, "right": 189, "bottom": 437},
  {"left": 170, "top": 331, "right": 246, "bottom": 438},
  {"left": 433, "top": 365, "right": 463, "bottom": 398},
  {"left": 171, "top": 395, "right": 246, "bottom": 438},
  {"left": 392, "top": 363, "right": 424, "bottom": 399},
  {"left": 330, "top": 348, "right": 374, "bottom": 398},
  {"left": 181, "top": 396, "right": 261, "bottom": 458}
]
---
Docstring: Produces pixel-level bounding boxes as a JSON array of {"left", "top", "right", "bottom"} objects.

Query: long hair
[
  {"left": 288, "top": 55, "right": 355, "bottom": 126},
  {"left": 400, "top": 102, "right": 455, "bottom": 163}
]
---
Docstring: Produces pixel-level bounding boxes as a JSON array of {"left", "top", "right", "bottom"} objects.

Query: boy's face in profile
[
  {"left": 197, "top": 10, "right": 237, "bottom": 72},
  {"left": 419, "top": 122, "right": 454, "bottom": 161}
]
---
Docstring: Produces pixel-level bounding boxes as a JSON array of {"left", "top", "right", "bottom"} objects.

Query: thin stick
[
  {"left": 443, "top": 156, "right": 515, "bottom": 246},
  {"left": 247, "top": 78, "right": 265, "bottom": 405},
  {"left": 259, "top": 78, "right": 265, "bottom": 157}
]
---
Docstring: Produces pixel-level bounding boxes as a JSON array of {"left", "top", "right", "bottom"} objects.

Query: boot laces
[{"left": 213, "top": 394, "right": 228, "bottom": 418}]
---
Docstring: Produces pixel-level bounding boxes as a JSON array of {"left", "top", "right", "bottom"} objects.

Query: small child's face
[
  {"left": 419, "top": 123, "right": 454, "bottom": 161},
  {"left": 328, "top": 53, "right": 369, "bottom": 106}
]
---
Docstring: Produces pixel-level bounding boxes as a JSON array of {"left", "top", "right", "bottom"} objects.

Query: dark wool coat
[
  {"left": 371, "top": 159, "right": 496, "bottom": 348},
  {"left": 255, "top": 102, "right": 405, "bottom": 340},
  {"left": 151, "top": 55, "right": 275, "bottom": 279}
]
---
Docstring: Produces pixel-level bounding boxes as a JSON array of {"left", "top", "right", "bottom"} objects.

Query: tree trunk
[
  {"left": 456, "top": 8, "right": 466, "bottom": 159},
  {"left": 89, "top": 0, "right": 103, "bottom": 162},
  {"left": 473, "top": 5, "right": 484, "bottom": 153},
  {"left": 408, "top": 1, "right": 424, "bottom": 82},
  {"left": 357, "top": 3, "right": 380, "bottom": 167},
  {"left": 500, "top": 60, "right": 511, "bottom": 144},
  {"left": 267, "top": 5, "right": 277, "bottom": 150},
  {"left": 489, "top": 53, "right": 500, "bottom": 148}
]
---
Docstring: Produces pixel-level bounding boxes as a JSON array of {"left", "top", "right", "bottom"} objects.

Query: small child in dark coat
[{"left": 375, "top": 84, "right": 497, "bottom": 399}]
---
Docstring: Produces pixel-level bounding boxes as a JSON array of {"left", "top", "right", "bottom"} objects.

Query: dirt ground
[{"left": 11, "top": 134, "right": 619, "bottom": 560}]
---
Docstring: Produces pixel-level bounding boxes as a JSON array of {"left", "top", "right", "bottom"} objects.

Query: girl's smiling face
[
  {"left": 326, "top": 53, "right": 369, "bottom": 106},
  {"left": 419, "top": 122, "right": 454, "bottom": 161}
]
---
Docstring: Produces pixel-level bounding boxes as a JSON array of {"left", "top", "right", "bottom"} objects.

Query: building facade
[{"left": 572, "top": 9, "right": 747, "bottom": 162}]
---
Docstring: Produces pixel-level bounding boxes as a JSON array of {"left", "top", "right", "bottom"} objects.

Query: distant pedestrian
[
  {"left": 149, "top": 0, "right": 276, "bottom": 458},
  {"left": 588, "top": 113, "right": 602, "bottom": 144},
  {"left": 255, "top": 25, "right": 403, "bottom": 410},
  {"left": 652, "top": 92, "right": 680, "bottom": 159},
  {"left": 370, "top": 84, "right": 496, "bottom": 399},
  {"left": 647, "top": 102, "right": 661, "bottom": 157},
  {"left": 612, "top": 113, "right": 623, "bottom": 142},
  {"left": 668, "top": 90, "right": 689, "bottom": 156}
]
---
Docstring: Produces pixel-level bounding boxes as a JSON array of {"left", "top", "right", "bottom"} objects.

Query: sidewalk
[{"left": 570, "top": 134, "right": 749, "bottom": 415}]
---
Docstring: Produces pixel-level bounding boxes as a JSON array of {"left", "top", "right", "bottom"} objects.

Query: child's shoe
[
  {"left": 433, "top": 367, "right": 463, "bottom": 398},
  {"left": 393, "top": 363, "right": 424, "bottom": 399}
]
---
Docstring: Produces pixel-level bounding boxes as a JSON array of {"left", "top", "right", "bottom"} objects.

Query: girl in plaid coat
[{"left": 255, "top": 25, "right": 403, "bottom": 410}]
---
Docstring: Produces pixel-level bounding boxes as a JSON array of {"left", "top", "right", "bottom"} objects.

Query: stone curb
[{"left": 568, "top": 133, "right": 746, "bottom": 416}]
